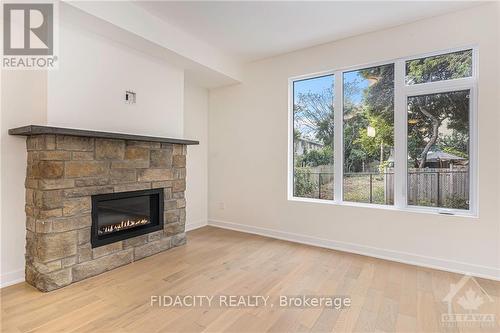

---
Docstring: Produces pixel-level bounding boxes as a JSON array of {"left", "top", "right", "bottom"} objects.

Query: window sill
[{"left": 288, "top": 196, "right": 478, "bottom": 219}]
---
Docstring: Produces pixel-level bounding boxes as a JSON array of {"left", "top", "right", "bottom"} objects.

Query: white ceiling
[{"left": 137, "top": 1, "right": 482, "bottom": 63}]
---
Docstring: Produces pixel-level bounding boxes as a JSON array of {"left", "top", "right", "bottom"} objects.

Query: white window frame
[{"left": 288, "top": 46, "right": 478, "bottom": 218}]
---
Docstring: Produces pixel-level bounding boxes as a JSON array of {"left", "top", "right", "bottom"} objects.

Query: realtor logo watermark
[
  {"left": 150, "top": 295, "right": 352, "bottom": 310},
  {"left": 441, "top": 275, "right": 497, "bottom": 328},
  {"left": 2, "top": 0, "right": 58, "bottom": 69}
]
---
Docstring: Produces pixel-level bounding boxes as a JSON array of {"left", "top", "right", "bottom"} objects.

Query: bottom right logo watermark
[{"left": 441, "top": 274, "right": 497, "bottom": 328}]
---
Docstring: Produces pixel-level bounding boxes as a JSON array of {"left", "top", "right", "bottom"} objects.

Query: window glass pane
[
  {"left": 407, "top": 90, "right": 470, "bottom": 210},
  {"left": 406, "top": 49, "right": 472, "bottom": 85},
  {"left": 293, "top": 75, "right": 335, "bottom": 200},
  {"left": 343, "top": 64, "right": 394, "bottom": 205}
]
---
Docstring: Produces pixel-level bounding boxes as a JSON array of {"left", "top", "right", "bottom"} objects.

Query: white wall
[
  {"left": 67, "top": 1, "right": 242, "bottom": 85},
  {"left": 1, "top": 16, "right": 207, "bottom": 287},
  {"left": 1, "top": 71, "right": 47, "bottom": 286},
  {"left": 47, "top": 22, "right": 184, "bottom": 137},
  {"left": 184, "top": 81, "right": 209, "bottom": 230},
  {"left": 208, "top": 4, "right": 500, "bottom": 279}
]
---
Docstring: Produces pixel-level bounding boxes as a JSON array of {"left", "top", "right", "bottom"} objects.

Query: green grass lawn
[
  {"left": 295, "top": 172, "right": 392, "bottom": 204},
  {"left": 343, "top": 174, "right": 389, "bottom": 204}
]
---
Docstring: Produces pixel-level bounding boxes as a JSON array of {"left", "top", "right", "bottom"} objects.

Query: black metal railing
[
  {"left": 343, "top": 172, "right": 393, "bottom": 204},
  {"left": 293, "top": 169, "right": 469, "bottom": 208}
]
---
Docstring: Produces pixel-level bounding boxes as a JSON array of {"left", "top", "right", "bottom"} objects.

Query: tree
[
  {"left": 356, "top": 113, "right": 394, "bottom": 170},
  {"left": 343, "top": 110, "right": 369, "bottom": 172},
  {"left": 406, "top": 49, "right": 472, "bottom": 84},
  {"left": 406, "top": 50, "right": 471, "bottom": 167},
  {"left": 439, "top": 132, "right": 469, "bottom": 158},
  {"left": 294, "top": 50, "right": 471, "bottom": 172},
  {"left": 302, "top": 146, "right": 333, "bottom": 167},
  {"left": 359, "top": 51, "right": 471, "bottom": 168},
  {"left": 294, "top": 86, "right": 334, "bottom": 147},
  {"left": 344, "top": 64, "right": 394, "bottom": 171},
  {"left": 294, "top": 168, "right": 316, "bottom": 197},
  {"left": 408, "top": 90, "right": 469, "bottom": 167},
  {"left": 293, "top": 129, "right": 301, "bottom": 141},
  {"left": 359, "top": 65, "right": 395, "bottom": 124}
]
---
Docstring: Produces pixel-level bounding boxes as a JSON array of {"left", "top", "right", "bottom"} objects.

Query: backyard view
[
  {"left": 407, "top": 90, "right": 470, "bottom": 209},
  {"left": 293, "top": 75, "right": 335, "bottom": 200},
  {"left": 406, "top": 49, "right": 471, "bottom": 210},
  {"left": 343, "top": 64, "right": 394, "bottom": 204},
  {"left": 293, "top": 49, "right": 471, "bottom": 210}
]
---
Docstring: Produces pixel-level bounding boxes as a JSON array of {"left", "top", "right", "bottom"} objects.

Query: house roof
[
  {"left": 426, "top": 150, "right": 466, "bottom": 162},
  {"left": 386, "top": 149, "right": 465, "bottom": 163},
  {"left": 297, "top": 138, "right": 323, "bottom": 146}
]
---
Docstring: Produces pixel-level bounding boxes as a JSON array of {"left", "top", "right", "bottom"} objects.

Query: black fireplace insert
[{"left": 91, "top": 188, "right": 164, "bottom": 248}]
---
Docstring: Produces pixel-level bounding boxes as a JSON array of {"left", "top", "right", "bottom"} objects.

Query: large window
[
  {"left": 289, "top": 48, "right": 476, "bottom": 215},
  {"left": 343, "top": 64, "right": 394, "bottom": 205},
  {"left": 407, "top": 90, "right": 470, "bottom": 210},
  {"left": 405, "top": 49, "right": 473, "bottom": 211},
  {"left": 292, "top": 75, "right": 335, "bottom": 200}
]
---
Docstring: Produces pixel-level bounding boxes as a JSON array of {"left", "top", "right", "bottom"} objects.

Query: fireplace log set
[{"left": 98, "top": 218, "right": 150, "bottom": 235}]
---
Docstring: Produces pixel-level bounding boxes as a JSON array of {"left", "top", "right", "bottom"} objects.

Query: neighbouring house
[
  {"left": 294, "top": 138, "right": 324, "bottom": 156},
  {"left": 423, "top": 149, "right": 467, "bottom": 168},
  {"left": 387, "top": 149, "right": 467, "bottom": 169}
]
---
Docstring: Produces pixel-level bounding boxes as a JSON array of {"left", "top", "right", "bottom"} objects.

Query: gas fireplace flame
[{"left": 98, "top": 218, "right": 150, "bottom": 235}]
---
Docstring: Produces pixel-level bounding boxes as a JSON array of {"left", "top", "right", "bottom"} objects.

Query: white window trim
[{"left": 288, "top": 46, "right": 478, "bottom": 218}]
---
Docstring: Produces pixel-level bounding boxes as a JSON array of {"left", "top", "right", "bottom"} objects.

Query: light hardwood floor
[{"left": 1, "top": 226, "right": 499, "bottom": 333}]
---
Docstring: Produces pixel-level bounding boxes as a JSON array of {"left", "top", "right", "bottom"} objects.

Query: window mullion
[
  {"left": 334, "top": 71, "right": 343, "bottom": 203},
  {"left": 469, "top": 86, "right": 478, "bottom": 216},
  {"left": 402, "top": 78, "right": 474, "bottom": 97},
  {"left": 394, "top": 60, "right": 406, "bottom": 209}
]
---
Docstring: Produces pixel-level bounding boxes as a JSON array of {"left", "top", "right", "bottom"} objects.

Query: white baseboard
[
  {"left": 3, "top": 219, "right": 496, "bottom": 289},
  {"left": 186, "top": 220, "right": 208, "bottom": 232},
  {"left": 0, "top": 269, "right": 25, "bottom": 288},
  {"left": 208, "top": 219, "right": 500, "bottom": 281}
]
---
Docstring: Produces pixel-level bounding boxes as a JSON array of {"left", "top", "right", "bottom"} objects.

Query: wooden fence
[
  {"left": 294, "top": 167, "right": 469, "bottom": 208},
  {"left": 385, "top": 167, "right": 469, "bottom": 208}
]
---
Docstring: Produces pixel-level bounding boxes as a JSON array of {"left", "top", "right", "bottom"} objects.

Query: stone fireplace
[{"left": 9, "top": 125, "right": 198, "bottom": 292}]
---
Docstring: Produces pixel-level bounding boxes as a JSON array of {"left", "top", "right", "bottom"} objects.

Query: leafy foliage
[
  {"left": 293, "top": 84, "right": 334, "bottom": 148},
  {"left": 408, "top": 90, "right": 469, "bottom": 167},
  {"left": 406, "top": 49, "right": 472, "bottom": 84},
  {"left": 444, "top": 194, "right": 469, "bottom": 210},
  {"left": 358, "top": 65, "right": 395, "bottom": 123},
  {"left": 301, "top": 146, "right": 333, "bottom": 167},
  {"left": 439, "top": 132, "right": 469, "bottom": 158},
  {"left": 343, "top": 111, "right": 369, "bottom": 172},
  {"left": 343, "top": 64, "right": 394, "bottom": 172},
  {"left": 294, "top": 168, "right": 317, "bottom": 197},
  {"left": 406, "top": 51, "right": 471, "bottom": 167}
]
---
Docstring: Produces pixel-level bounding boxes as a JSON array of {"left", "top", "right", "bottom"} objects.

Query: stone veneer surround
[{"left": 23, "top": 134, "right": 188, "bottom": 291}]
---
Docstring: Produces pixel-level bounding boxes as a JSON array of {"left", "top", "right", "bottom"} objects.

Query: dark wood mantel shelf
[{"left": 9, "top": 125, "right": 199, "bottom": 145}]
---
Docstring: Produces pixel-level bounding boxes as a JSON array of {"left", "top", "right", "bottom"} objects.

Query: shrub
[
  {"left": 294, "top": 168, "right": 317, "bottom": 197},
  {"left": 302, "top": 146, "right": 333, "bottom": 167},
  {"left": 444, "top": 195, "right": 469, "bottom": 210}
]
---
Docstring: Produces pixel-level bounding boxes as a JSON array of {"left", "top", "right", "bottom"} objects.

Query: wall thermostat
[{"left": 125, "top": 90, "right": 136, "bottom": 104}]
